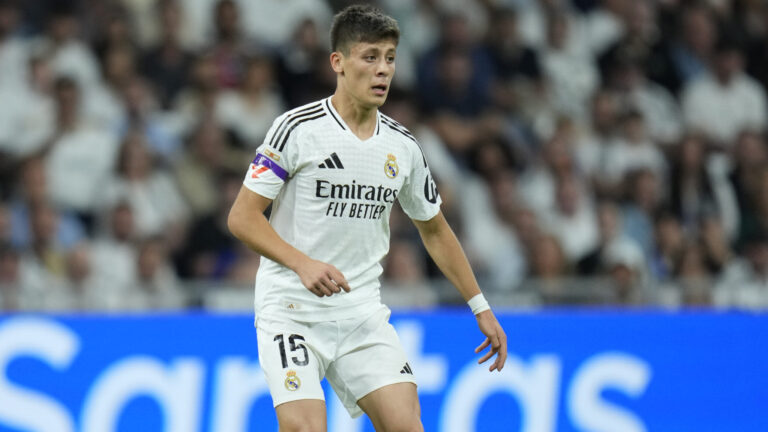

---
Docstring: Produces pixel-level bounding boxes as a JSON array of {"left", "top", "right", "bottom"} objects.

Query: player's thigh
[
  {"left": 357, "top": 382, "right": 422, "bottom": 432},
  {"left": 256, "top": 322, "right": 327, "bottom": 414},
  {"left": 325, "top": 307, "right": 418, "bottom": 419},
  {"left": 275, "top": 399, "right": 327, "bottom": 432}
]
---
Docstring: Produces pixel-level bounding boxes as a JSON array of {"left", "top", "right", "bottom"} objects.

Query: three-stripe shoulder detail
[
  {"left": 380, "top": 115, "right": 417, "bottom": 143},
  {"left": 380, "top": 115, "right": 428, "bottom": 167},
  {"left": 268, "top": 103, "right": 327, "bottom": 151}
]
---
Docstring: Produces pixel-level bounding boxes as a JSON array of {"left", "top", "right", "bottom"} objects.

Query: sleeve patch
[{"left": 252, "top": 153, "right": 288, "bottom": 181}]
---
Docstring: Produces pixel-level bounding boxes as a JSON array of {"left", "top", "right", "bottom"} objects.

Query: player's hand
[
  {"left": 474, "top": 309, "right": 507, "bottom": 372},
  {"left": 295, "top": 257, "right": 351, "bottom": 297}
]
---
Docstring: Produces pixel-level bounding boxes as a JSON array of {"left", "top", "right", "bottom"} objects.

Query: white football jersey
[{"left": 243, "top": 97, "right": 442, "bottom": 323}]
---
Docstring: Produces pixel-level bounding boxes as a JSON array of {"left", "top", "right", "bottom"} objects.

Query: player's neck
[{"left": 331, "top": 92, "right": 378, "bottom": 140}]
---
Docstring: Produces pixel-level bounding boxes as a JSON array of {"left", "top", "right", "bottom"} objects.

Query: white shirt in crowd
[
  {"left": 602, "top": 137, "right": 667, "bottom": 184},
  {"left": 682, "top": 72, "right": 768, "bottom": 145},
  {"left": 45, "top": 125, "right": 120, "bottom": 213},
  {"left": 215, "top": 89, "right": 286, "bottom": 147},
  {"left": 101, "top": 172, "right": 188, "bottom": 237}
]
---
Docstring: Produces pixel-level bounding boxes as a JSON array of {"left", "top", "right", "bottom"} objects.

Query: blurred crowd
[{"left": 1, "top": 0, "right": 768, "bottom": 311}]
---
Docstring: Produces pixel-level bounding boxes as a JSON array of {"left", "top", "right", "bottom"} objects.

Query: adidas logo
[
  {"left": 400, "top": 362, "right": 413, "bottom": 375},
  {"left": 318, "top": 152, "right": 344, "bottom": 169}
]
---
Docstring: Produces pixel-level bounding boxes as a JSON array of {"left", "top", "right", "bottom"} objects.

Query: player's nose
[{"left": 375, "top": 59, "right": 392, "bottom": 76}]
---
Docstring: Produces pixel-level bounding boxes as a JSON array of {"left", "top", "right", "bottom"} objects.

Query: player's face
[{"left": 333, "top": 39, "right": 396, "bottom": 108}]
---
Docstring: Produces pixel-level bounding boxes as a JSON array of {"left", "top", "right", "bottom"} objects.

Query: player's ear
[{"left": 330, "top": 51, "right": 344, "bottom": 74}]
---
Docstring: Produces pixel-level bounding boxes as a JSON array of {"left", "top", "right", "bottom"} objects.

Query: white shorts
[{"left": 256, "top": 305, "right": 416, "bottom": 418}]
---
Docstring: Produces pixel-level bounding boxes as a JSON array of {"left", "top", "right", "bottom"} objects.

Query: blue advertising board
[{"left": 0, "top": 310, "right": 766, "bottom": 431}]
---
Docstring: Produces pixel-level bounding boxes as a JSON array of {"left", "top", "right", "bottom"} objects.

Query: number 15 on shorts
[{"left": 274, "top": 334, "right": 309, "bottom": 368}]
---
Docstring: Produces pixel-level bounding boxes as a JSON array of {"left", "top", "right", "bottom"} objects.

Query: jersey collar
[{"left": 324, "top": 97, "right": 381, "bottom": 141}]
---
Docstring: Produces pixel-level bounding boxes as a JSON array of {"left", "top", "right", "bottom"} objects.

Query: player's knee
[
  {"left": 381, "top": 415, "right": 423, "bottom": 432},
  {"left": 277, "top": 411, "right": 326, "bottom": 432},
  {"left": 278, "top": 418, "right": 326, "bottom": 432}
]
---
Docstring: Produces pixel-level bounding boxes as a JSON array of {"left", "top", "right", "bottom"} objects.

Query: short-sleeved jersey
[{"left": 243, "top": 97, "right": 442, "bottom": 324}]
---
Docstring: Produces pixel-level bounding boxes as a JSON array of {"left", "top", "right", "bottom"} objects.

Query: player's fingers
[
  {"left": 478, "top": 349, "right": 495, "bottom": 364},
  {"left": 329, "top": 268, "right": 350, "bottom": 292},
  {"left": 308, "top": 286, "right": 324, "bottom": 297},
  {"left": 490, "top": 333, "right": 501, "bottom": 352},
  {"left": 483, "top": 333, "right": 501, "bottom": 367},
  {"left": 311, "top": 278, "right": 332, "bottom": 296},
  {"left": 496, "top": 333, "right": 508, "bottom": 371},
  {"left": 475, "top": 338, "right": 490, "bottom": 354},
  {"left": 319, "top": 277, "right": 339, "bottom": 295},
  {"left": 489, "top": 331, "right": 507, "bottom": 372}
]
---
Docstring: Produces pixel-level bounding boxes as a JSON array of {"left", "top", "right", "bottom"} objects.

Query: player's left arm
[{"left": 412, "top": 211, "right": 507, "bottom": 372}]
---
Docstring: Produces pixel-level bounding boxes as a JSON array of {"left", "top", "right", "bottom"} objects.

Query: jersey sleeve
[
  {"left": 397, "top": 143, "right": 442, "bottom": 221},
  {"left": 242, "top": 113, "right": 300, "bottom": 199}
]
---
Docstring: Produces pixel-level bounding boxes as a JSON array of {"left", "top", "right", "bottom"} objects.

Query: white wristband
[{"left": 468, "top": 293, "right": 490, "bottom": 315}]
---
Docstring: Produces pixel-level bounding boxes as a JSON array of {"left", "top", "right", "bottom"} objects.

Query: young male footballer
[{"left": 228, "top": 5, "right": 507, "bottom": 431}]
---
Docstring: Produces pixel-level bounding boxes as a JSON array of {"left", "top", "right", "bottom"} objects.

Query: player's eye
[
  {"left": 386, "top": 56, "right": 395, "bottom": 63},
  {"left": 365, "top": 55, "right": 376, "bottom": 62}
]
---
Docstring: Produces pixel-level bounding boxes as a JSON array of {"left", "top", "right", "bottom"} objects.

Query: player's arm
[
  {"left": 412, "top": 211, "right": 507, "bottom": 372},
  {"left": 227, "top": 186, "right": 350, "bottom": 297}
]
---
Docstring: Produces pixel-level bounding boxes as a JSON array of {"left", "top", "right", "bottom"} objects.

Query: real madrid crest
[
  {"left": 384, "top": 153, "right": 399, "bottom": 179},
  {"left": 284, "top": 370, "right": 301, "bottom": 391}
]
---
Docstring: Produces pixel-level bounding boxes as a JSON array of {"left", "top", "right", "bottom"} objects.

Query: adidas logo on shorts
[
  {"left": 318, "top": 152, "right": 344, "bottom": 169},
  {"left": 400, "top": 362, "right": 413, "bottom": 375}
]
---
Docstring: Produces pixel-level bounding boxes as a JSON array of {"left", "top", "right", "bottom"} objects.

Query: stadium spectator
[
  {"left": 417, "top": 12, "right": 493, "bottom": 117},
  {"left": 0, "top": 0, "right": 26, "bottom": 93},
  {"left": 123, "top": 236, "right": 186, "bottom": 310},
  {"left": 209, "top": 0, "right": 248, "bottom": 89},
  {"left": 601, "top": 109, "right": 667, "bottom": 188},
  {"left": 621, "top": 168, "right": 664, "bottom": 257},
  {"left": 681, "top": 38, "right": 767, "bottom": 148},
  {"left": 275, "top": 18, "right": 334, "bottom": 107},
  {"left": 607, "top": 58, "right": 683, "bottom": 146},
  {"left": 35, "top": 5, "right": 101, "bottom": 94},
  {"left": 172, "top": 52, "right": 223, "bottom": 135},
  {"left": 381, "top": 239, "right": 437, "bottom": 308},
  {"left": 17, "top": 202, "right": 68, "bottom": 306},
  {"left": 44, "top": 76, "right": 120, "bottom": 227},
  {"left": 715, "top": 233, "right": 768, "bottom": 309},
  {"left": 175, "top": 172, "right": 241, "bottom": 279},
  {"left": 89, "top": 201, "right": 138, "bottom": 293},
  {"left": 582, "top": 0, "right": 627, "bottom": 56},
  {"left": 88, "top": 2, "right": 137, "bottom": 64},
  {"left": 527, "top": 232, "right": 572, "bottom": 304},
  {"left": 648, "top": 210, "right": 685, "bottom": 282},
  {"left": 541, "top": 174, "right": 599, "bottom": 262},
  {"left": 0, "top": 203, "right": 8, "bottom": 244},
  {"left": 215, "top": 54, "right": 286, "bottom": 147},
  {"left": 668, "top": 134, "right": 739, "bottom": 238},
  {"left": 7, "top": 155, "right": 84, "bottom": 249},
  {"left": 100, "top": 131, "right": 188, "bottom": 239},
  {"left": 173, "top": 119, "right": 246, "bottom": 218},
  {"left": 670, "top": 240, "right": 714, "bottom": 307},
  {"left": 140, "top": 0, "right": 194, "bottom": 109},
  {"left": 0, "top": 53, "right": 56, "bottom": 158},
  {"left": 574, "top": 89, "right": 620, "bottom": 192},
  {"left": 235, "top": 0, "right": 332, "bottom": 50},
  {"left": 485, "top": 7, "right": 542, "bottom": 112},
  {"left": 40, "top": 242, "right": 120, "bottom": 310},
  {"left": 0, "top": 242, "right": 21, "bottom": 310},
  {"left": 666, "top": 3, "right": 718, "bottom": 91},
  {"left": 602, "top": 237, "right": 649, "bottom": 305},
  {"left": 577, "top": 200, "right": 642, "bottom": 276},
  {"left": 538, "top": 9, "right": 599, "bottom": 120}
]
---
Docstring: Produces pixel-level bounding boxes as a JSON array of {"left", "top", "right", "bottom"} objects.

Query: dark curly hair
[{"left": 330, "top": 5, "right": 400, "bottom": 54}]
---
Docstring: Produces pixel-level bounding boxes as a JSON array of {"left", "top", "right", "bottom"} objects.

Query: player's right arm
[{"left": 227, "top": 186, "right": 350, "bottom": 297}]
